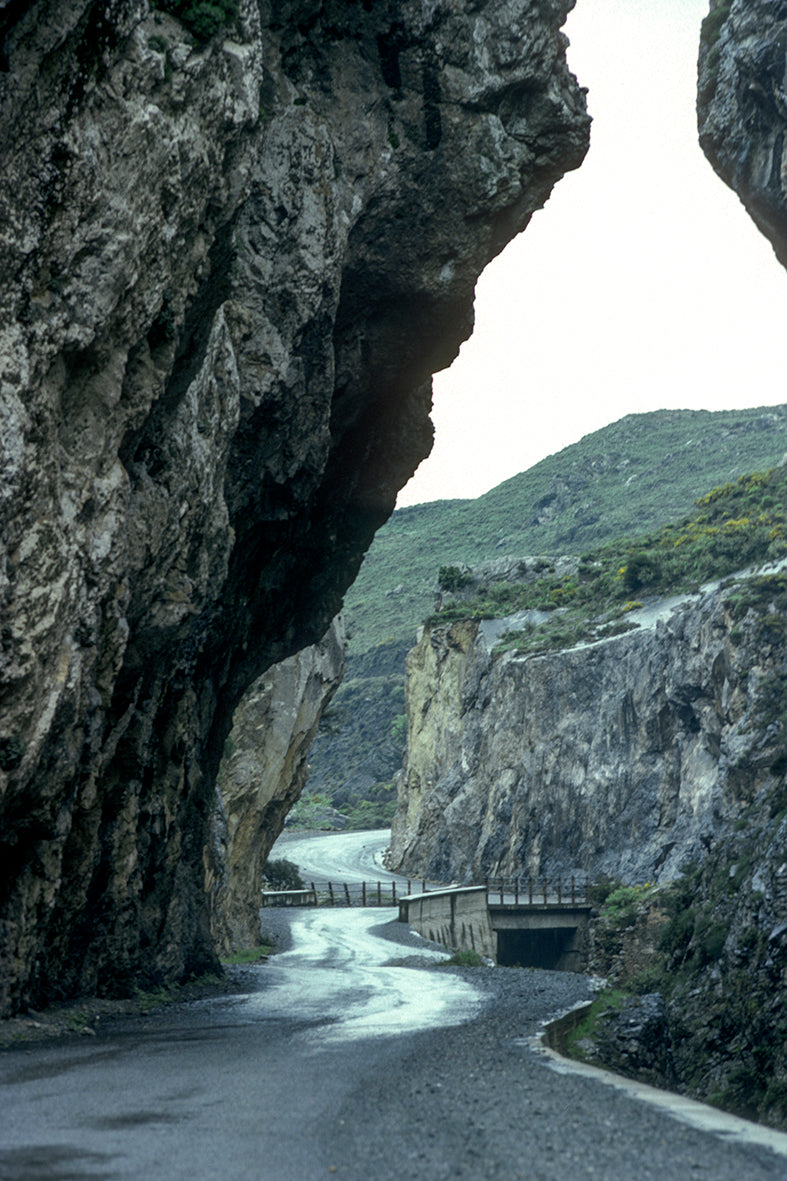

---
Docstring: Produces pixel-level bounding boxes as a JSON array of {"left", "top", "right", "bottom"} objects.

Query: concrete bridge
[
  {"left": 261, "top": 874, "right": 594, "bottom": 970},
  {"left": 398, "top": 884, "right": 592, "bottom": 970}
]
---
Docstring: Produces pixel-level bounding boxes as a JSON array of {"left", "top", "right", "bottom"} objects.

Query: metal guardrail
[
  {"left": 485, "top": 877, "right": 590, "bottom": 906},
  {"left": 262, "top": 879, "right": 428, "bottom": 907},
  {"left": 262, "top": 877, "right": 592, "bottom": 908}
]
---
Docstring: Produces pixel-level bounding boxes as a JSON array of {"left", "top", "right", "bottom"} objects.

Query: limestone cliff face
[
  {"left": 0, "top": 0, "right": 588, "bottom": 1014},
  {"left": 211, "top": 618, "right": 345, "bottom": 954},
  {"left": 391, "top": 577, "right": 786, "bottom": 885},
  {"left": 697, "top": 0, "right": 787, "bottom": 265}
]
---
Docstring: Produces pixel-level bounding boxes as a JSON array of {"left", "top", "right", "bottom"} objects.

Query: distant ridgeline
[{"left": 300, "top": 405, "right": 787, "bottom": 827}]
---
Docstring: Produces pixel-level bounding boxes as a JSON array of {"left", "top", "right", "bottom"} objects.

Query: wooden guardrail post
[
  {"left": 528, "top": 877, "right": 533, "bottom": 905},
  {"left": 571, "top": 876, "right": 576, "bottom": 904},
  {"left": 542, "top": 878, "right": 547, "bottom": 905},
  {"left": 362, "top": 881, "right": 366, "bottom": 907},
  {"left": 514, "top": 879, "right": 519, "bottom": 905},
  {"left": 423, "top": 878, "right": 427, "bottom": 893},
  {"left": 344, "top": 882, "right": 351, "bottom": 906},
  {"left": 377, "top": 881, "right": 382, "bottom": 906},
  {"left": 392, "top": 881, "right": 397, "bottom": 905},
  {"left": 499, "top": 879, "right": 504, "bottom": 904},
  {"left": 407, "top": 880, "right": 411, "bottom": 896},
  {"left": 328, "top": 881, "right": 335, "bottom": 906}
]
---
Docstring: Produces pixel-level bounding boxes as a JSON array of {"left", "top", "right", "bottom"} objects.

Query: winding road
[
  {"left": 2, "top": 832, "right": 787, "bottom": 1179},
  {"left": 271, "top": 828, "right": 401, "bottom": 885}
]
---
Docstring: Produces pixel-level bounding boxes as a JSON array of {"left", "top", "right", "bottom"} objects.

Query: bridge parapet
[
  {"left": 398, "top": 886, "right": 496, "bottom": 961},
  {"left": 399, "top": 882, "right": 594, "bottom": 970}
]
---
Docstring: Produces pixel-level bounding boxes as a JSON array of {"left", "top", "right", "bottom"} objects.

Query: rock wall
[
  {"left": 690, "top": 11, "right": 787, "bottom": 1120},
  {"left": 211, "top": 618, "right": 345, "bottom": 954},
  {"left": 697, "top": 0, "right": 787, "bottom": 265},
  {"left": 0, "top": 0, "right": 589, "bottom": 1014},
  {"left": 390, "top": 577, "right": 786, "bottom": 885}
]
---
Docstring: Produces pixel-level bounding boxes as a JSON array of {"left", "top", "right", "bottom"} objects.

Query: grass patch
[
  {"left": 221, "top": 945, "right": 273, "bottom": 965},
  {"left": 133, "top": 983, "right": 180, "bottom": 1010},
  {"left": 443, "top": 949, "right": 485, "bottom": 967},
  {"left": 563, "top": 988, "right": 627, "bottom": 1058},
  {"left": 66, "top": 1011, "right": 93, "bottom": 1033}
]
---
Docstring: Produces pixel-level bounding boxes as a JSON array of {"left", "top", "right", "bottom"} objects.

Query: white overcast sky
[{"left": 397, "top": 0, "right": 787, "bottom": 507}]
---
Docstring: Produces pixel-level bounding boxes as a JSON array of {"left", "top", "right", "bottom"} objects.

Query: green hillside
[
  {"left": 299, "top": 404, "right": 787, "bottom": 827},
  {"left": 346, "top": 405, "right": 787, "bottom": 656}
]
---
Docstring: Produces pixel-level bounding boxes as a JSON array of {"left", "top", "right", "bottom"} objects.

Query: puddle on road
[{"left": 245, "top": 908, "right": 481, "bottom": 1044}]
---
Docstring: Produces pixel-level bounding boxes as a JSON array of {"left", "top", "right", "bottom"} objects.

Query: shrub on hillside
[
  {"left": 155, "top": 1, "right": 239, "bottom": 43},
  {"left": 262, "top": 858, "right": 304, "bottom": 890},
  {"left": 438, "top": 565, "right": 472, "bottom": 592}
]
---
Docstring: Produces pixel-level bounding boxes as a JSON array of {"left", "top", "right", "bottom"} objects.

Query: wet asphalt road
[{"left": 2, "top": 907, "right": 787, "bottom": 1180}]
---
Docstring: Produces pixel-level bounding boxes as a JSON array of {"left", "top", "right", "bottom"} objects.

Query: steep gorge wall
[
  {"left": 211, "top": 618, "right": 345, "bottom": 954},
  {"left": 0, "top": 0, "right": 589, "bottom": 1014},
  {"left": 390, "top": 580, "right": 786, "bottom": 885},
  {"left": 390, "top": 561, "right": 787, "bottom": 1121}
]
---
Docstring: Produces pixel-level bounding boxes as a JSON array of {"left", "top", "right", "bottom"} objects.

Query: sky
[{"left": 396, "top": 0, "right": 787, "bottom": 507}]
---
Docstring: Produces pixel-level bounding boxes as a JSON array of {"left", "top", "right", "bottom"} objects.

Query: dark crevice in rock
[
  {"left": 0, "top": 0, "right": 38, "bottom": 70},
  {"left": 121, "top": 217, "right": 237, "bottom": 478}
]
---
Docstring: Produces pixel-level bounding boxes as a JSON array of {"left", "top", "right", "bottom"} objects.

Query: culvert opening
[{"left": 496, "top": 927, "right": 576, "bottom": 969}]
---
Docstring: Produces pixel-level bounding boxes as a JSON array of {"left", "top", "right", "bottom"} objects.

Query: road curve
[{"left": 271, "top": 827, "right": 403, "bottom": 884}]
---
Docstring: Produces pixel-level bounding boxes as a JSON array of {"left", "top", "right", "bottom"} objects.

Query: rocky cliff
[
  {"left": 0, "top": 0, "right": 589, "bottom": 1014},
  {"left": 211, "top": 618, "right": 344, "bottom": 954},
  {"left": 390, "top": 570, "right": 787, "bottom": 886},
  {"left": 391, "top": 560, "right": 787, "bottom": 1124},
  {"left": 697, "top": 0, "right": 787, "bottom": 265}
]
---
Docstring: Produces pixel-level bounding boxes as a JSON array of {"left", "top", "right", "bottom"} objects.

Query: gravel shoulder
[{"left": 323, "top": 917, "right": 787, "bottom": 1181}]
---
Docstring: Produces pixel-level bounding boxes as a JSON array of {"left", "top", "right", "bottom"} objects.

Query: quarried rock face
[
  {"left": 697, "top": 0, "right": 787, "bottom": 265},
  {"left": 0, "top": 0, "right": 589, "bottom": 1013},
  {"left": 391, "top": 577, "right": 786, "bottom": 885},
  {"left": 211, "top": 618, "right": 345, "bottom": 954}
]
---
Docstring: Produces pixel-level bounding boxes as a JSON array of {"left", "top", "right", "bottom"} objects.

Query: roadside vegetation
[
  {"left": 220, "top": 945, "right": 273, "bottom": 965},
  {"left": 442, "top": 950, "right": 486, "bottom": 967},
  {"left": 262, "top": 858, "right": 304, "bottom": 890},
  {"left": 566, "top": 780, "right": 787, "bottom": 1129}
]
